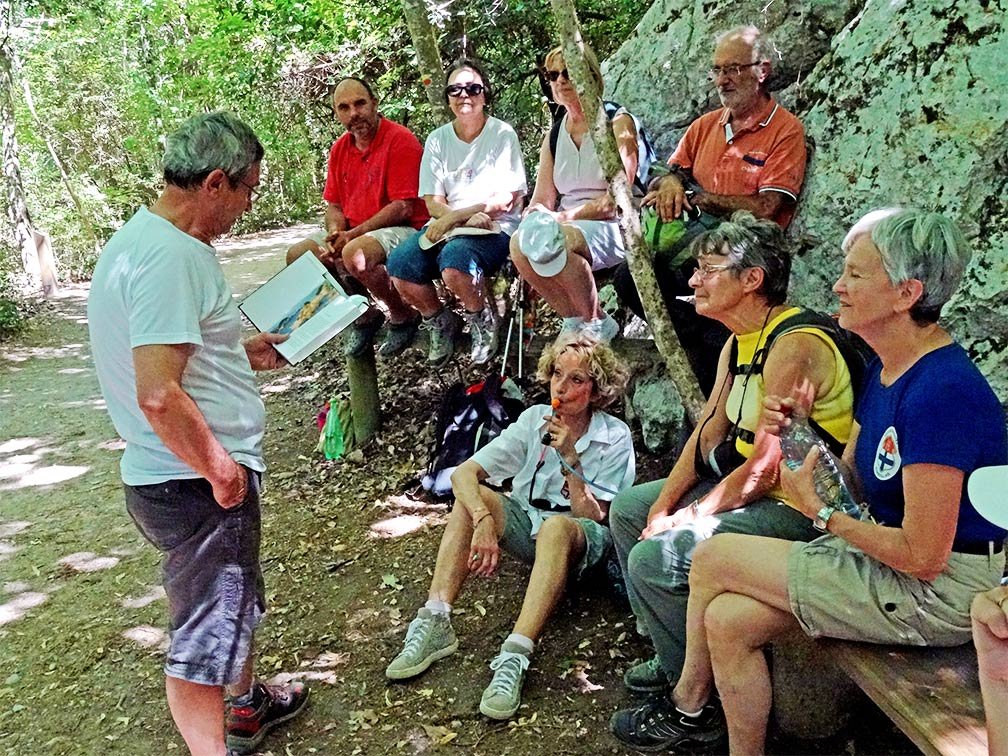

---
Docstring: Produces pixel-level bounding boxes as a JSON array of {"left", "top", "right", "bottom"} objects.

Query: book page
[{"left": 239, "top": 253, "right": 368, "bottom": 364}]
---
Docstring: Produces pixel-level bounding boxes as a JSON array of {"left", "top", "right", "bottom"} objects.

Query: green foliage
[{"left": 9, "top": 0, "right": 649, "bottom": 280}]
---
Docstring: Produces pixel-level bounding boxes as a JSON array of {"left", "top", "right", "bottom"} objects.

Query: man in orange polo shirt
[
  {"left": 287, "top": 77, "right": 429, "bottom": 357},
  {"left": 648, "top": 25, "right": 806, "bottom": 228},
  {"left": 616, "top": 25, "right": 807, "bottom": 394}
]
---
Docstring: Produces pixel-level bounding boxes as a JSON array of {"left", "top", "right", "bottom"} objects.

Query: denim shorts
[
  {"left": 125, "top": 468, "right": 265, "bottom": 686},
  {"left": 386, "top": 226, "right": 511, "bottom": 284},
  {"left": 497, "top": 493, "right": 612, "bottom": 579}
]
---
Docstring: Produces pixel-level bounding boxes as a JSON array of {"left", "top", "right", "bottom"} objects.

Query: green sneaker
[
  {"left": 623, "top": 654, "right": 669, "bottom": 693},
  {"left": 422, "top": 308, "right": 462, "bottom": 368},
  {"left": 385, "top": 607, "right": 458, "bottom": 680},
  {"left": 479, "top": 641, "right": 531, "bottom": 720}
]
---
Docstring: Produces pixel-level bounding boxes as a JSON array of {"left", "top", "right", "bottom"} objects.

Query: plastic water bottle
[{"left": 779, "top": 411, "right": 860, "bottom": 517}]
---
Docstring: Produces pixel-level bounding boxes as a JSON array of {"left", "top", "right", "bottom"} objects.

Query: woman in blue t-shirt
[{"left": 613, "top": 208, "right": 1007, "bottom": 754}]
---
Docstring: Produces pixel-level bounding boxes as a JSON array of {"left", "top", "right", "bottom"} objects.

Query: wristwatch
[{"left": 813, "top": 505, "right": 838, "bottom": 532}]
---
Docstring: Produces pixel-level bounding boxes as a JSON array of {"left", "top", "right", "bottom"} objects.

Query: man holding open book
[{"left": 88, "top": 111, "right": 309, "bottom": 756}]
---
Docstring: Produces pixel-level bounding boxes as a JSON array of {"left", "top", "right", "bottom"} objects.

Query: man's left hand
[{"left": 244, "top": 332, "right": 289, "bottom": 371}]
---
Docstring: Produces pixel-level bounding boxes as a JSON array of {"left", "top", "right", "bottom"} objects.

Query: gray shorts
[
  {"left": 498, "top": 493, "right": 611, "bottom": 579},
  {"left": 124, "top": 468, "right": 265, "bottom": 686},
  {"left": 788, "top": 534, "right": 1006, "bottom": 647}
]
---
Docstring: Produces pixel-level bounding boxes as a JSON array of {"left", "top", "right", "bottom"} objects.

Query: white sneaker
[
  {"left": 479, "top": 641, "right": 531, "bottom": 720},
  {"left": 465, "top": 306, "right": 499, "bottom": 365},
  {"left": 560, "top": 316, "right": 584, "bottom": 335},
  {"left": 579, "top": 313, "right": 620, "bottom": 342}
]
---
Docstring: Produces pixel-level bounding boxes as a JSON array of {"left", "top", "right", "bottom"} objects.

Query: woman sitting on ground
[
  {"left": 385, "top": 333, "right": 635, "bottom": 720},
  {"left": 631, "top": 208, "right": 1007, "bottom": 755},
  {"left": 509, "top": 44, "right": 640, "bottom": 343},
  {"left": 387, "top": 59, "right": 526, "bottom": 367}
]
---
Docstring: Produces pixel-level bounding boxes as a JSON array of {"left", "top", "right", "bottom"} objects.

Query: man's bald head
[{"left": 332, "top": 77, "right": 380, "bottom": 146}]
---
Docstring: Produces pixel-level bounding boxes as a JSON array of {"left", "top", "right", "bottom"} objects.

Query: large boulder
[{"left": 606, "top": 0, "right": 1008, "bottom": 405}]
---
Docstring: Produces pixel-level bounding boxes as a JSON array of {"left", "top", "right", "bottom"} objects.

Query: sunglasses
[
  {"left": 445, "top": 83, "right": 485, "bottom": 98},
  {"left": 544, "top": 68, "right": 570, "bottom": 83}
]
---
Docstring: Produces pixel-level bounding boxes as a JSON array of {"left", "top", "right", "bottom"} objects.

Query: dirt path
[{"left": 0, "top": 226, "right": 913, "bottom": 756}]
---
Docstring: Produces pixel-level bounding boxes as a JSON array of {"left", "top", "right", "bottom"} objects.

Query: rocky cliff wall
[{"left": 606, "top": 0, "right": 1008, "bottom": 404}]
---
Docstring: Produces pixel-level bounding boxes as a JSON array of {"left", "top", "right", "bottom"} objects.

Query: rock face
[{"left": 606, "top": 0, "right": 1008, "bottom": 405}]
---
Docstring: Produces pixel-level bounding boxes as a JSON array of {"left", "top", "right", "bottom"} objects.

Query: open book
[
  {"left": 417, "top": 222, "right": 501, "bottom": 250},
  {"left": 239, "top": 253, "right": 369, "bottom": 365}
]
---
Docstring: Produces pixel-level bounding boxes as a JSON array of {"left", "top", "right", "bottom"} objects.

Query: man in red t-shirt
[
  {"left": 616, "top": 26, "right": 807, "bottom": 394},
  {"left": 287, "top": 77, "right": 429, "bottom": 357}
]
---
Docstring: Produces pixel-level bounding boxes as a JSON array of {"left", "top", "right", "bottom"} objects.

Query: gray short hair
[
  {"left": 163, "top": 111, "right": 264, "bottom": 189},
  {"left": 715, "top": 25, "right": 775, "bottom": 67},
  {"left": 688, "top": 210, "right": 791, "bottom": 306},
  {"left": 843, "top": 208, "right": 970, "bottom": 324}
]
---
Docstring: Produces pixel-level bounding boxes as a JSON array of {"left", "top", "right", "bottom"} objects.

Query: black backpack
[
  {"left": 549, "top": 101, "right": 658, "bottom": 193},
  {"left": 421, "top": 373, "right": 525, "bottom": 499},
  {"left": 728, "top": 308, "right": 876, "bottom": 458}
]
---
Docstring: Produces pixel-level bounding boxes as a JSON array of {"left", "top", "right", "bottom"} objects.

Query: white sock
[
  {"left": 676, "top": 703, "right": 705, "bottom": 718},
  {"left": 425, "top": 599, "right": 452, "bottom": 616},
  {"left": 505, "top": 632, "right": 535, "bottom": 655}
]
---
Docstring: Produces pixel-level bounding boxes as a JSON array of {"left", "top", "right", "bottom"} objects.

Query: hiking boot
[
  {"left": 479, "top": 641, "right": 531, "bottom": 720},
  {"left": 623, "top": 654, "right": 669, "bottom": 694},
  {"left": 422, "top": 308, "right": 462, "bottom": 368},
  {"left": 385, "top": 607, "right": 458, "bottom": 680},
  {"left": 343, "top": 310, "right": 386, "bottom": 357},
  {"left": 377, "top": 316, "right": 420, "bottom": 359},
  {"left": 610, "top": 696, "right": 726, "bottom": 753},
  {"left": 579, "top": 313, "right": 620, "bottom": 343},
  {"left": 464, "top": 306, "right": 499, "bottom": 365},
  {"left": 225, "top": 680, "right": 310, "bottom": 755}
]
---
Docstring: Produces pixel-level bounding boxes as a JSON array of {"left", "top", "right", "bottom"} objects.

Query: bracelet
[
  {"left": 561, "top": 458, "right": 582, "bottom": 475},
  {"left": 472, "top": 511, "right": 493, "bottom": 528},
  {"left": 997, "top": 594, "right": 1008, "bottom": 609}
]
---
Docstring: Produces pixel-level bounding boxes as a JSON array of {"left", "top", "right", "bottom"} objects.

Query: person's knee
[
  {"left": 689, "top": 537, "right": 723, "bottom": 588},
  {"left": 342, "top": 236, "right": 386, "bottom": 278},
  {"left": 286, "top": 238, "right": 317, "bottom": 266},
  {"left": 626, "top": 538, "right": 663, "bottom": 584},
  {"left": 704, "top": 594, "right": 746, "bottom": 652},
  {"left": 441, "top": 267, "right": 477, "bottom": 297},
  {"left": 535, "top": 516, "right": 581, "bottom": 554}
]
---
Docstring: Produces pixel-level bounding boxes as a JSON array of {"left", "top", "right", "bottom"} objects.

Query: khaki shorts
[
  {"left": 309, "top": 226, "right": 416, "bottom": 255},
  {"left": 498, "top": 493, "right": 611, "bottom": 579},
  {"left": 787, "top": 534, "right": 1005, "bottom": 647}
]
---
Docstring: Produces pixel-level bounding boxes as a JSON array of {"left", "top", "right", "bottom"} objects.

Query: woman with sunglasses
[
  {"left": 509, "top": 44, "right": 640, "bottom": 342},
  {"left": 387, "top": 59, "right": 526, "bottom": 367},
  {"left": 384, "top": 333, "right": 634, "bottom": 720},
  {"left": 607, "top": 211, "right": 859, "bottom": 751}
]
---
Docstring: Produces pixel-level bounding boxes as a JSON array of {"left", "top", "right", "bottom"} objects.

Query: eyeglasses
[
  {"left": 238, "top": 178, "right": 260, "bottom": 201},
  {"left": 544, "top": 68, "right": 570, "bottom": 83},
  {"left": 707, "top": 62, "right": 761, "bottom": 81},
  {"left": 693, "top": 261, "right": 738, "bottom": 279},
  {"left": 445, "top": 82, "right": 485, "bottom": 98}
]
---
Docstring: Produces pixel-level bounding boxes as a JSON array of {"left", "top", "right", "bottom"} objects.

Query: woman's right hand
[{"left": 468, "top": 518, "right": 501, "bottom": 577}]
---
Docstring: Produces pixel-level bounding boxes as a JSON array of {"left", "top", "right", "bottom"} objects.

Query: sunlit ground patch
[
  {"left": 121, "top": 586, "right": 166, "bottom": 609},
  {"left": 122, "top": 624, "right": 169, "bottom": 651},
  {"left": 0, "top": 541, "right": 20, "bottom": 561},
  {"left": 0, "top": 461, "right": 90, "bottom": 490},
  {"left": 3, "top": 581, "right": 30, "bottom": 593},
  {"left": 96, "top": 438, "right": 126, "bottom": 451},
  {"left": 0, "top": 438, "right": 39, "bottom": 455},
  {"left": 368, "top": 493, "right": 448, "bottom": 539},
  {"left": 0, "top": 520, "right": 31, "bottom": 538},
  {"left": 58, "top": 552, "right": 120, "bottom": 573},
  {"left": 0, "top": 592, "right": 48, "bottom": 626},
  {"left": 266, "top": 651, "right": 350, "bottom": 686}
]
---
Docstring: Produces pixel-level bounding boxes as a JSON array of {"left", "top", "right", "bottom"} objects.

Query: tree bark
[
  {"left": 17, "top": 56, "right": 100, "bottom": 257},
  {"left": 549, "top": 0, "right": 705, "bottom": 423},
  {"left": 400, "top": 0, "right": 451, "bottom": 125}
]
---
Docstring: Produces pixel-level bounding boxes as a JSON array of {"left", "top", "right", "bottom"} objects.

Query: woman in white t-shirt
[
  {"left": 387, "top": 60, "right": 527, "bottom": 367},
  {"left": 509, "top": 44, "right": 640, "bottom": 343}
]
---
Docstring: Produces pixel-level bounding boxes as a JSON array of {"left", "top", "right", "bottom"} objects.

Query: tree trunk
[
  {"left": 549, "top": 0, "right": 704, "bottom": 423},
  {"left": 400, "top": 0, "right": 451, "bottom": 125},
  {"left": 17, "top": 57, "right": 100, "bottom": 257},
  {"left": 0, "top": 0, "right": 57, "bottom": 295}
]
